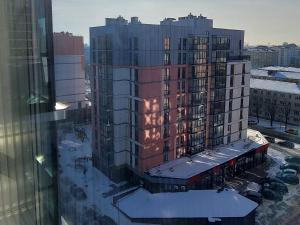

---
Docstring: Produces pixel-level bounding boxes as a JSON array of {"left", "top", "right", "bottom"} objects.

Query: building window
[
  {"left": 133, "top": 37, "right": 138, "bottom": 50},
  {"left": 228, "top": 125, "right": 231, "bottom": 132},
  {"left": 242, "top": 74, "right": 245, "bottom": 85},
  {"left": 230, "top": 64, "right": 235, "bottom": 75},
  {"left": 164, "top": 37, "right": 170, "bottom": 50},
  {"left": 182, "top": 53, "right": 187, "bottom": 64},
  {"left": 239, "top": 121, "right": 243, "bottom": 131},
  {"left": 242, "top": 64, "right": 246, "bottom": 74},
  {"left": 241, "top": 87, "right": 244, "bottom": 97},
  {"left": 135, "top": 145, "right": 139, "bottom": 166},
  {"left": 240, "top": 109, "right": 243, "bottom": 119},
  {"left": 229, "top": 100, "right": 233, "bottom": 111},
  {"left": 163, "top": 140, "right": 169, "bottom": 162},
  {"left": 241, "top": 98, "right": 244, "bottom": 108},
  {"left": 164, "top": 53, "right": 171, "bottom": 65},
  {"left": 230, "top": 89, "right": 233, "bottom": 99},
  {"left": 228, "top": 112, "right": 232, "bottom": 123},
  {"left": 134, "top": 69, "right": 139, "bottom": 82},
  {"left": 183, "top": 38, "right": 187, "bottom": 50},
  {"left": 230, "top": 76, "right": 234, "bottom": 87}
]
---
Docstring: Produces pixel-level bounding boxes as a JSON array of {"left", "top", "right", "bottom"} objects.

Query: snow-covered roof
[
  {"left": 117, "top": 188, "right": 258, "bottom": 219},
  {"left": 250, "top": 78, "right": 300, "bottom": 95},
  {"left": 148, "top": 129, "right": 267, "bottom": 179},
  {"left": 251, "top": 67, "right": 300, "bottom": 80}
]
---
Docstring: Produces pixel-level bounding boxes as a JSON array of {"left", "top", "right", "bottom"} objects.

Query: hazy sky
[{"left": 52, "top": 0, "right": 300, "bottom": 45}]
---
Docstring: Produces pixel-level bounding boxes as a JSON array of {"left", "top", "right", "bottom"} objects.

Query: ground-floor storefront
[{"left": 144, "top": 144, "right": 268, "bottom": 192}]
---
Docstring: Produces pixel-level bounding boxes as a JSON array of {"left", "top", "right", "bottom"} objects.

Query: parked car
[
  {"left": 280, "top": 163, "right": 300, "bottom": 173},
  {"left": 243, "top": 190, "right": 263, "bottom": 204},
  {"left": 248, "top": 120, "right": 258, "bottom": 125},
  {"left": 263, "top": 176, "right": 285, "bottom": 185},
  {"left": 276, "top": 173, "right": 299, "bottom": 185},
  {"left": 263, "top": 182, "right": 288, "bottom": 195},
  {"left": 285, "top": 156, "right": 300, "bottom": 165},
  {"left": 282, "top": 168, "right": 298, "bottom": 175},
  {"left": 264, "top": 136, "right": 275, "bottom": 143},
  {"left": 262, "top": 188, "right": 283, "bottom": 201},
  {"left": 285, "top": 128, "right": 298, "bottom": 135},
  {"left": 278, "top": 141, "right": 295, "bottom": 149}
]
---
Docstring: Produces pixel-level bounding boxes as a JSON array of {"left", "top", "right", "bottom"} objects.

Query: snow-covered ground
[{"left": 58, "top": 125, "right": 149, "bottom": 225}]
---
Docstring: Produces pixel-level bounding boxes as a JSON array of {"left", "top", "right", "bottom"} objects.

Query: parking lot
[{"left": 223, "top": 135, "right": 300, "bottom": 225}]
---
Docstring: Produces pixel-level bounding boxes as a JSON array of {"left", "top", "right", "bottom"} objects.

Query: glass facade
[{"left": 0, "top": 0, "right": 57, "bottom": 224}]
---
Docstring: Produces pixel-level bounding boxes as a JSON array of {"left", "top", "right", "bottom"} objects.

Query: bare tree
[
  {"left": 282, "top": 102, "right": 291, "bottom": 130},
  {"left": 265, "top": 98, "right": 277, "bottom": 127},
  {"left": 254, "top": 102, "right": 261, "bottom": 123}
]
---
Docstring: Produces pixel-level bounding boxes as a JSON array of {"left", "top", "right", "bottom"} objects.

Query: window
[
  {"left": 228, "top": 112, "right": 232, "bottom": 123},
  {"left": 230, "top": 76, "right": 234, "bottom": 87},
  {"left": 228, "top": 125, "right": 231, "bottom": 132},
  {"left": 239, "top": 121, "right": 243, "bottom": 130},
  {"left": 135, "top": 145, "right": 139, "bottom": 166},
  {"left": 230, "top": 64, "right": 235, "bottom": 75},
  {"left": 241, "top": 87, "right": 244, "bottom": 97},
  {"left": 242, "top": 74, "right": 245, "bottom": 85},
  {"left": 229, "top": 100, "right": 233, "bottom": 111},
  {"left": 183, "top": 38, "right": 187, "bottom": 50},
  {"left": 241, "top": 98, "right": 244, "bottom": 108},
  {"left": 164, "top": 37, "right": 170, "bottom": 50},
  {"left": 163, "top": 141, "right": 169, "bottom": 162},
  {"left": 240, "top": 109, "right": 243, "bottom": 119},
  {"left": 164, "top": 53, "right": 171, "bottom": 65},
  {"left": 230, "top": 89, "right": 233, "bottom": 99},
  {"left": 178, "top": 53, "right": 181, "bottom": 64},
  {"left": 242, "top": 64, "right": 246, "bottom": 74}
]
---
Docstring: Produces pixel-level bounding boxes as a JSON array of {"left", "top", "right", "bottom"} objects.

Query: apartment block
[
  {"left": 54, "top": 32, "right": 87, "bottom": 110},
  {"left": 90, "top": 14, "right": 251, "bottom": 180},
  {"left": 250, "top": 67, "right": 300, "bottom": 125}
]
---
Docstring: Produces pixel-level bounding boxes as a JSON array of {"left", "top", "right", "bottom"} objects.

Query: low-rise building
[{"left": 249, "top": 67, "right": 300, "bottom": 125}]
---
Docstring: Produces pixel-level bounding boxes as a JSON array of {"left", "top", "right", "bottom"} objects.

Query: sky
[{"left": 52, "top": 0, "right": 300, "bottom": 46}]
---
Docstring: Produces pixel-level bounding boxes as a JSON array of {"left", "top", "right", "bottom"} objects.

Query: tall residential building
[
  {"left": 54, "top": 32, "right": 87, "bottom": 111},
  {"left": 0, "top": 0, "right": 58, "bottom": 224},
  {"left": 90, "top": 14, "right": 251, "bottom": 179}
]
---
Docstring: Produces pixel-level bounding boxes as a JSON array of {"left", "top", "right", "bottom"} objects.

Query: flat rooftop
[
  {"left": 250, "top": 78, "right": 300, "bottom": 95},
  {"left": 117, "top": 188, "right": 258, "bottom": 219},
  {"left": 149, "top": 129, "right": 268, "bottom": 179},
  {"left": 251, "top": 67, "right": 300, "bottom": 80}
]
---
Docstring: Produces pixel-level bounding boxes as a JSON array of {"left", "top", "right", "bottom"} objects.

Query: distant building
[
  {"left": 249, "top": 66, "right": 300, "bottom": 125},
  {"left": 54, "top": 32, "right": 87, "bottom": 111},
  {"left": 90, "top": 14, "right": 268, "bottom": 189},
  {"left": 246, "top": 44, "right": 300, "bottom": 69},
  {"left": 245, "top": 46, "right": 278, "bottom": 69},
  {"left": 274, "top": 44, "right": 299, "bottom": 67}
]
